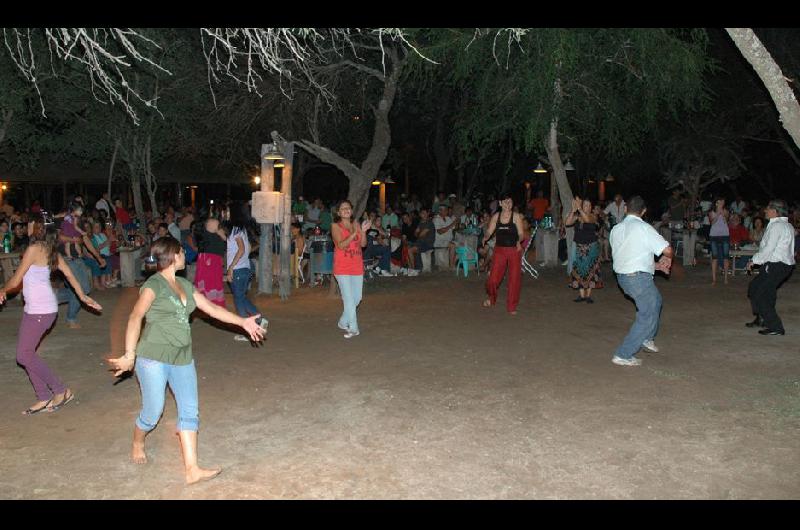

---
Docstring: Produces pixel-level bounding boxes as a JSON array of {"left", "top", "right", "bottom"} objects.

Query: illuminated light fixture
[
  {"left": 263, "top": 142, "right": 284, "bottom": 160},
  {"left": 533, "top": 163, "right": 547, "bottom": 174},
  {"left": 1, "top": 184, "right": 7, "bottom": 190},
  {"left": 384, "top": 176, "right": 396, "bottom": 184},
  {"left": 605, "top": 174, "right": 615, "bottom": 182},
  {"left": 564, "top": 161, "right": 575, "bottom": 171},
  {"left": 253, "top": 175, "right": 261, "bottom": 186},
  {"left": 274, "top": 160, "right": 285, "bottom": 169},
  {"left": 372, "top": 179, "right": 382, "bottom": 186}
]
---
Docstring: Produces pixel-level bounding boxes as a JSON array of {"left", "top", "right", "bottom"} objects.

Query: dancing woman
[
  {"left": 107, "top": 237, "right": 265, "bottom": 484},
  {"left": 566, "top": 196, "right": 604, "bottom": 303},
  {"left": 482, "top": 193, "right": 525, "bottom": 314},
  {"left": 0, "top": 217, "right": 101, "bottom": 415},
  {"left": 331, "top": 200, "right": 370, "bottom": 338}
]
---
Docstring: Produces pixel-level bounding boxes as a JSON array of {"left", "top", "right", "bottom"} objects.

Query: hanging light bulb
[
  {"left": 533, "top": 163, "right": 547, "bottom": 174},
  {"left": 274, "top": 160, "right": 285, "bottom": 168},
  {"left": 564, "top": 160, "right": 575, "bottom": 171},
  {"left": 263, "top": 142, "right": 284, "bottom": 160}
]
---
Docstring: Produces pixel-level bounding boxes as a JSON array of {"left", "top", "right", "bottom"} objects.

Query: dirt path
[{"left": 1, "top": 264, "right": 798, "bottom": 499}]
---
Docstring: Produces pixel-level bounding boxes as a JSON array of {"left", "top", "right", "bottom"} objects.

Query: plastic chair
[
  {"left": 521, "top": 227, "right": 539, "bottom": 279},
  {"left": 454, "top": 245, "right": 479, "bottom": 277}
]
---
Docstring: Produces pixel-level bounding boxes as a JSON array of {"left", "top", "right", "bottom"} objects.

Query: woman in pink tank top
[
  {"left": 331, "top": 200, "right": 370, "bottom": 338},
  {"left": 0, "top": 217, "right": 101, "bottom": 415}
]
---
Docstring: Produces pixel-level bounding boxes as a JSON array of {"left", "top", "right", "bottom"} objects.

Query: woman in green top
[{"left": 107, "top": 237, "right": 265, "bottom": 485}]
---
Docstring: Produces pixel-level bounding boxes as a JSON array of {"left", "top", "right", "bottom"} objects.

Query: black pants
[{"left": 748, "top": 262, "right": 794, "bottom": 331}]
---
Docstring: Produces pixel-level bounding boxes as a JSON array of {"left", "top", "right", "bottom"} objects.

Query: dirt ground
[{"left": 1, "top": 261, "right": 799, "bottom": 499}]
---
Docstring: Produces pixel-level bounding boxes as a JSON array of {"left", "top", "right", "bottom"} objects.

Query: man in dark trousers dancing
[{"left": 745, "top": 199, "right": 795, "bottom": 336}]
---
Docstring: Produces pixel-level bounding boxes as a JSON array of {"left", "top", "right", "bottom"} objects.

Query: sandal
[
  {"left": 23, "top": 398, "right": 53, "bottom": 416},
  {"left": 48, "top": 390, "right": 74, "bottom": 411}
]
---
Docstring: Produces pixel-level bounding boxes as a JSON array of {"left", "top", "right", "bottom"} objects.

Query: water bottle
[{"left": 3, "top": 233, "right": 10, "bottom": 253}]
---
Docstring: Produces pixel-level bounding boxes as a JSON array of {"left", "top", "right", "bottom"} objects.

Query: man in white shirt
[
  {"left": 165, "top": 212, "right": 182, "bottom": 241},
  {"left": 95, "top": 192, "right": 112, "bottom": 219},
  {"left": 745, "top": 199, "right": 795, "bottom": 335},
  {"left": 604, "top": 194, "right": 626, "bottom": 227},
  {"left": 609, "top": 195, "right": 673, "bottom": 366},
  {"left": 433, "top": 204, "right": 457, "bottom": 269}
]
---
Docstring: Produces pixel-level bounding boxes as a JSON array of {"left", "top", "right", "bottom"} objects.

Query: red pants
[{"left": 486, "top": 246, "right": 522, "bottom": 312}]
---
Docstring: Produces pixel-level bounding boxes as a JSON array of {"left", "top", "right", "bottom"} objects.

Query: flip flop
[
  {"left": 48, "top": 390, "right": 74, "bottom": 411},
  {"left": 23, "top": 398, "right": 53, "bottom": 416}
]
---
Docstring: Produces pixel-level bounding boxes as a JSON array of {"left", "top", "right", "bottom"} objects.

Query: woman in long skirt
[
  {"left": 566, "top": 197, "right": 603, "bottom": 303},
  {"left": 193, "top": 217, "right": 227, "bottom": 307}
]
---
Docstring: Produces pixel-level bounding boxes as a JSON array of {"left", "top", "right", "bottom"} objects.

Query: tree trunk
[
  {"left": 143, "top": 135, "right": 159, "bottom": 219},
  {"left": 726, "top": 28, "right": 800, "bottom": 151},
  {"left": 108, "top": 139, "right": 119, "bottom": 199},
  {"left": 296, "top": 50, "right": 404, "bottom": 219},
  {"left": 544, "top": 124, "right": 574, "bottom": 222}
]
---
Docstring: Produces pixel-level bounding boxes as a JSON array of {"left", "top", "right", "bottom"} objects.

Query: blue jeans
[
  {"left": 229, "top": 268, "right": 259, "bottom": 317},
  {"left": 335, "top": 274, "right": 363, "bottom": 333},
  {"left": 614, "top": 272, "right": 663, "bottom": 360},
  {"left": 135, "top": 357, "right": 199, "bottom": 432},
  {"left": 364, "top": 243, "right": 391, "bottom": 271},
  {"left": 56, "top": 258, "right": 93, "bottom": 323},
  {"left": 709, "top": 236, "right": 730, "bottom": 267}
]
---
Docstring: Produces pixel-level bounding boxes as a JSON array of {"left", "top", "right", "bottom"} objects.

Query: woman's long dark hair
[{"left": 29, "top": 215, "right": 59, "bottom": 271}]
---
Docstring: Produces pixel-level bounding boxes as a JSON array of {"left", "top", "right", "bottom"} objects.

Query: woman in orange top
[{"left": 331, "top": 200, "right": 370, "bottom": 338}]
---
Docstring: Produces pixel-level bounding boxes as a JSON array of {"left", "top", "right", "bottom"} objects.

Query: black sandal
[
  {"left": 48, "top": 390, "right": 74, "bottom": 411},
  {"left": 23, "top": 398, "right": 53, "bottom": 416},
  {"left": 573, "top": 296, "right": 585, "bottom": 303}
]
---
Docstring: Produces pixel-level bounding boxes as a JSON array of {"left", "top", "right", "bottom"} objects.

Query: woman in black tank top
[{"left": 481, "top": 193, "right": 526, "bottom": 314}]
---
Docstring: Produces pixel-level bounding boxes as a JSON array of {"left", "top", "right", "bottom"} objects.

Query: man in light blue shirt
[{"left": 609, "top": 196, "right": 674, "bottom": 366}]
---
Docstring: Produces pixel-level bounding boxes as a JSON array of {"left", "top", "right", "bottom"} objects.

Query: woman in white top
[{"left": 223, "top": 204, "right": 261, "bottom": 341}]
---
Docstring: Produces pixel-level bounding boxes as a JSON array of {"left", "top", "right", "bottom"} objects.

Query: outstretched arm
[{"left": 193, "top": 290, "right": 265, "bottom": 341}]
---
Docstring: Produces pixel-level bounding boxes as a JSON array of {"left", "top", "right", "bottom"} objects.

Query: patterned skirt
[
  {"left": 194, "top": 252, "right": 226, "bottom": 307},
  {"left": 570, "top": 241, "right": 603, "bottom": 290}
]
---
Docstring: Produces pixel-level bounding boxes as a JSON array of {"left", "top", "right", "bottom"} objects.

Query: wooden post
[
  {"left": 258, "top": 143, "right": 275, "bottom": 295},
  {"left": 599, "top": 181, "right": 606, "bottom": 203},
  {"left": 379, "top": 183, "right": 386, "bottom": 214},
  {"left": 279, "top": 142, "right": 294, "bottom": 300}
]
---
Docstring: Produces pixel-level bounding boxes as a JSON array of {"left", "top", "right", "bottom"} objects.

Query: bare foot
[
  {"left": 131, "top": 443, "right": 147, "bottom": 464},
  {"left": 185, "top": 466, "right": 221, "bottom": 485},
  {"left": 482, "top": 299, "right": 493, "bottom": 308},
  {"left": 711, "top": 280, "right": 716, "bottom": 286},
  {"left": 509, "top": 311, "right": 517, "bottom": 315},
  {"left": 67, "top": 322, "right": 82, "bottom": 329}
]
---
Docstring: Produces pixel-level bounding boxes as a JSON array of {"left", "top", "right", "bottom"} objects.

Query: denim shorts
[{"left": 709, "top": 236, "right": 730, "bottom": 262}]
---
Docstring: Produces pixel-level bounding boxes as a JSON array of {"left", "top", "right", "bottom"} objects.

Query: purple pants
[{"left": 16, "top": 312, "right": 64, "bottom": 401}]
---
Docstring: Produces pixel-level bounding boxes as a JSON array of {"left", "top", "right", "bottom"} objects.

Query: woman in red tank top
[{"left": 331, "top": 200, "right": 370, "bottom": 338}]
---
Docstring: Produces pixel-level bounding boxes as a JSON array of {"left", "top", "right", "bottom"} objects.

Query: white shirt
[
  {"left": 730, "top": 201, "right": 745, "bottom": 215},
  {"left": 604, "top": 201, "right": 626, "bottom": 224},
  {"left": 226, "top": 227, "right": 252, "bottom": 270},
  {"left": 168, "top": 222, "right": 182, "bottom": 241},
  {"left": 610, "top": 214, "right": 670, "bottom": 275},
  {"left": 433, "top": 215, "right": 455, "bottom": 248},
  {"left": 95, "top": 198, "right": 111, "bottom": 216},
  {"left": 752, "top": 217, "right": 795, "bottom": 266}
]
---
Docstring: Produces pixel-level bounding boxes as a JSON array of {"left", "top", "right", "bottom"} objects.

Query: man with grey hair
[
  {"left": 745, "top": 199, "right": 795, "bottom": 335},
  {"left": 609, "top": 195, "right": 674, "bottom": 366}
]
